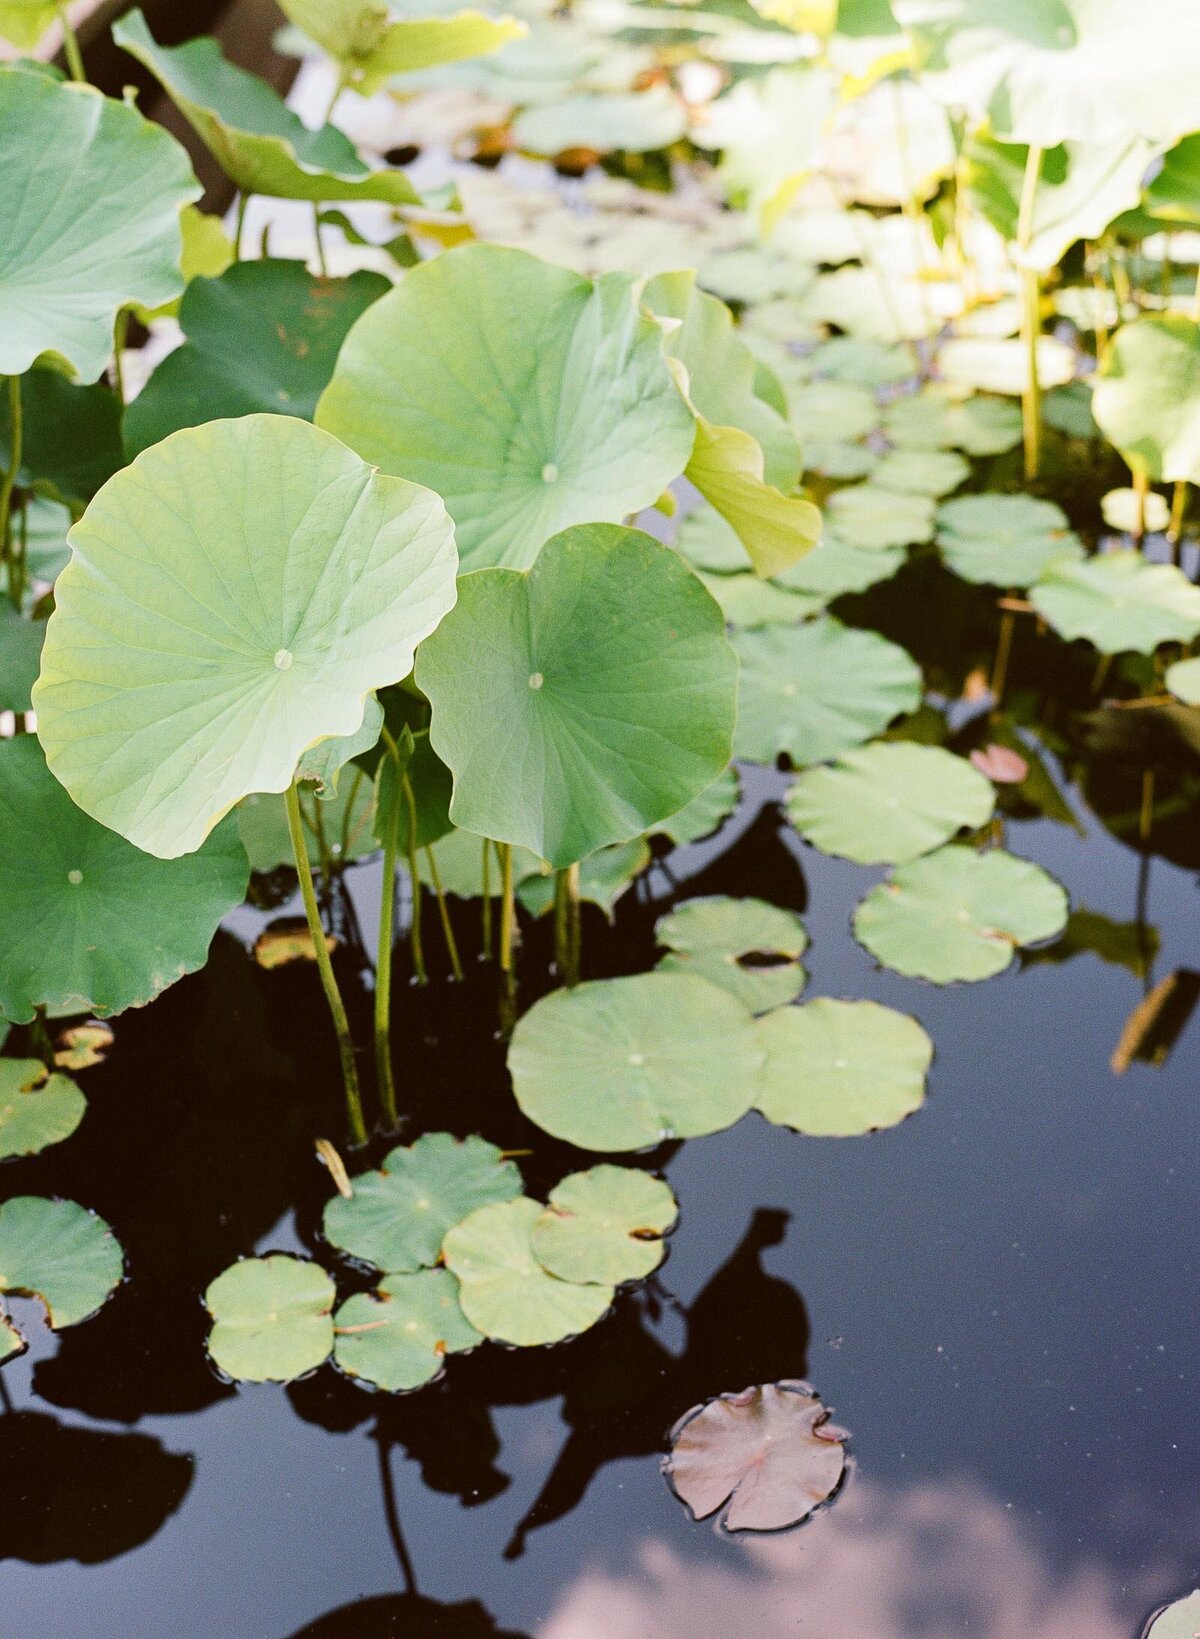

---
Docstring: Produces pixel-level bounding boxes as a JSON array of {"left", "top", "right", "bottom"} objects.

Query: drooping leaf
[
  {"left": 1029, "top": 552, "right": 1200, "bottom": 655},
  {"left": 0, "top": 66, "right": 199, "bottom": 381},
  {"left": 936, "top": 492, "right": 1083, "bottom": 588},
  {"left": 755, "top": 998, "right": 932, "bottom": 1135},
  {"left": 205, "top": 1255, "right": 335, "bottom": 1383},
  {"left": 508, "top": 972, "right": 764, "bottom": 1151},
  {"left": 0, "top": 1059, "right": 85, "bottom": 1159},
  {"left": 681, "top": 418, "right": 823, "bottom": 580},
  {"left": 0, "top": 1197, "right": 123, "bottom": 1360},
  {"left": 1093, "top": 316, "right": 1200, "bottom": 485},
  {"left": 656, "top": 896, "right": 808, "bottom": 1013},
  {"left": 34, "top": 414, "right": 457, "bottom": 859},
  {"left": 853, "top": 845, "right": 1069, "bottom": 983},
  {"left": 530, "top": 1166, "right": 677, "bottom": 1286},
  {"left": 333, "top": 1268, "right": 481, "bottom": 1392},
  {"left": 279, "top": 0, "right": 524, "bottom": 96}
]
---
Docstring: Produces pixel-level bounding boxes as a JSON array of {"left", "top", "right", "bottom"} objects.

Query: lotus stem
[
  {"left": 1169, "top": 482, "right": 1189, "bottom": 560},
  {"left": 424, "top": 844, "right": 463, "bottom": 981},
  {"left": 374, "top": 746, "right": 403, "bottom": 1133},
  {"left": 401, "top": 772, "right": 426, "bottom": 985},
  {"left": 285, "top": 780, "right": 367, "bottom": 1147},
  {"left": 57, "top": 4, "right": 86, "bottom": 82},
  {"left": 1132, "top": 469, "right": 1149, "bottom": 544},
  {"left": 498, "top": 841, "right": 517, "bottom": 1030},
  {"left": 553, "top": 863, "right": 581, "bottom": 986},
  {"left": 233, "top": 194, "right": 250, "bottom": 262},
  {"left": 989, "top": 605, "right": 1017, "bottom": 713},
  {"left": 0, "top": 376, "right": 21, "bottom": 601},
  {"left": 1140, "top": 767, "right": 1156, "bottom": 844},
  {"left": 111, "top": 310, "right": 128, "bottom": 405},
  {"left": 1017, "top": 144, "right": 1044, "bottom": 483},
  {"left": 481, "top": 837, "right": 493, "bottom": 958},
  {"left": 313, "top": 204, "right": 329, "bottom": 278},
  {"left": 1090, "top": 651, "right": 1113, "bottom": 695}
]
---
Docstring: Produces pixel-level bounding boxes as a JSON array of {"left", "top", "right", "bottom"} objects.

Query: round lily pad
[
  {"left": 805, "top": 335, "right": 913, "bottom": 386},
  {"left": 1093, "top": 314, "right": 1200, "bottom": 484},
  {"left": 0, "top": 1196, "right": 123, "bottom": 1360},
  {"left": 1166, "top": 655, "right": 1200, "bottom": 705},
  {"left": 513, "top": 86, "right": 687, "bottom": 155},
  {"left": 776, "top": 535, "right": 906, "bottom": 600},
  {"left": 733, "top": 619, "right": 923, "bottom": 766},
  {"left": 936, "top": 492, "right": 1083, "bottom": 588},
  {"left": 35, "top": 414, "right": 457, "bottom": 860},
  {"left": 508, "top": 972, "right": 764, "bottom": 1151},
  {"left": 317, "top": 243, "right": 696, "bottom": 571},
  {"left": 936, "top": 336, "right": 1077, "bottom": 397},
  {"left": 697, "top": 571, "right": 821, "bottom": 629},
  {"left": 531, "top": 1166, "right": 678, "bottom": 1285},
  {"left": 443, "top": 1197, "right": 613, "bottom": 1346},
  {"left": 883, "top": 388, "right": 1023, "bottom": 454},
  {"left": 0, "top": 1059, "right": 85, "bottom": 1159},
  {"left": 871, "top": 448, "right": 969, "bottom": 496},
  {"left": 853, "top": 845, "right": 1069, "bottom": 983},
  {"left": 755, "top": 998, "right": 933, "bottom": 1135},
  {"left": 786, "top": 742, "right": 995, "bottom": 864},
  {"left": 825, "top": 483, "right": 936, "bottom": 549},
  {"left": 0, "top": 67, "right": 199, "bottom": 381},
  {"left": 0, "top": 735, "right": 248, "bottom": 1025},
  {"left": 333, "top": 1269, "right": 481, "bottom": 1393},
  {"left": 655, "top": 895, "right": 808, "bottom": 1013},
  {"left": 204, "top": 1255, "right": 335, "bottom": 1383},
  {"left": 416, "top": 524, "right": 736, "bottom": 868},
  {"left": 676, "top": 506, "right": 750, "bottom": 574},
  {"left": 1100, "top": 487, "right": 1172, "bottom": 536},
  {"left": 788, "top": 381, "right": 879, "bottom": 444},
  {"left": 323, "top": 1133, "right": 523, "bottom": 1274},
  {"left": 1029, "top": 551, "right": 1200, "bottom": 654}
]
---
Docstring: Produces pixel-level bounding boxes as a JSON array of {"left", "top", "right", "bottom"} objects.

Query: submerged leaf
[
  {"left": 205, "top": 1255, "right": 335, "bottom": 1383},
  {"left": 756, "top": 998, "right": 932, "bottom": 1135},
  {"left": 0, "top": 1060, "right": 85, "bottom": 1159},
  {"left": 531, "top": 1166, "right": 678, "bottom": 1285},
  {"left": 0, "top": 1196, "right": 123, "bottom": 1360},
  {"left": 333, "top": 1268, "right": 481, "bottom": 1393},
  {"left": 656, "top": 895, "right": 808, "bottom": 1013}
]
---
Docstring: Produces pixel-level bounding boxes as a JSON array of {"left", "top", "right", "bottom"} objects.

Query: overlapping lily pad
[
  {"left": 530, "top": 1166, "right": 677, "bottom": 1285},
  {"left": 936, "top": 492, "right": 1083, "bottom": 588},
  {"left": 776, "top": 534, "right": 906, "bottom": 600},
  {"left": 0, "top": 1059, "right": 85, "bottom": 1158},
  {"left": 756, "top": 998, "right": 932, "bottom": 1135},
  {"left": 333, "top": 1269, "right": 481, "bottom": 1392},
  {"left": 656, "top": 896, "right": 808, "bottom": 1012},
  {"left": 883, "top": 388, "right": 1023, "bottom": 455},
  {"left": 514, "top": 86, "right": 686, "bottom": 155},
  {"left": 826, "top": 483, "right": 936, "bottom": 549},
  {"left": 205, "top": 1255, "right": 335, "bottom": 1383},
  {"left": 656, "top": 767, "right": 740, "bottom": 845},
  {"left": 0, "top": 1196, "right": 123, "bottom": 1360},
  {"left": 1029, "top": 552, "right": 1200, "bottom": 654}
]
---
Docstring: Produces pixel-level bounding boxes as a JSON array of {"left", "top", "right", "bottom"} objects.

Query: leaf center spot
[
  {"left": 528, "top": 672, "right": 545, "bottom": 691},
  {"left": 628, "top": 1052, "right": 645, "bottom": 1066},
  {"left": 274, "top": 649, "right": 294, "bottom": 671},
  {"left": 67, "top": 869, "right": 83, "bottom": 886},
  {"left": 541, "top": 462, "right": 559, "bottom": 484}
]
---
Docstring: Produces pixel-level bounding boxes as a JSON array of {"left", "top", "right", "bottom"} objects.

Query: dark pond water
[{"left": 4, "top": 559, "right": 1200, "bottom": 1638}]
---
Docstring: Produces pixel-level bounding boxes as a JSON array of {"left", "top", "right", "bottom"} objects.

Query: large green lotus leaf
[
  {"left": 333, "top": 1269, "right": 481, "bottom": 1392},
  {"left": 683, "top": 418, "right": 823, "bottom": 581},
  {"left": 935, "top": 492, "right": 1083, "bottom": 588},
  {"left": 34, "top": 414, "right": 457, "bottom": 859},
  {"left": 1146, "top": 1592, "right": 1200, "bottom": 1638},
  {"left": 776, "top": 533, "right": 905, "bottom": 600},
  {"left": 893, "top": 0, "right": 1200, "bottom": 147},
  {"left": 871, "top": 448, "right": 969, "bottom": 497},
  {"left": 0, "top": 1059, "right": 85, "bottom": 1159},
  {"left": 854, "top": 844, "right": 1068, "bottom": 983},
  {"left": 733, "top": 618, "right": 923, "bottom": 766},
  {"left": 0, "top": 68, "right": 199, "bottom": 381},
  {"left": 113, "top": 11, "right": 419, "bottom": 204},
  {"left": 317, "top": 243, "right": 695, "bottom": 571},
  {"left": 0, "top": 605, "right": 44, "bottom": 713},
  {"left": 656, "top": 895, "right": 808, "bottom": 1013},
  {"left": 514, "top": 86, "right": 687, "bottom": 155},
  {"left": 0, "top": 367, "right": 124, "bottom": 509},
  {"left": 323, "top": 1132, "right": 523, "bottom": 1273},
  {"left": 508, "top": 971, "right": 764, "bottom": 1151},
  {"left": 825, "top": 483, "right": 935, "bottom": 549},
  {"left": 530, "top": 1166, "right": 678, "bottom": 1286},
  {"left": 756, "top": 997, "right": 932, "bottom": 1136},
  {"left": 0, "top": 735, "right": 248, "bottom": 1025},
  {"left": 1093, "top": 316, "right": 1200, "bottom": 485},
  {"left": 205, "top": 1255, "right": 335, "bottom": 1383},
  {"left": 415, "top": 524, "right": 736, "bottom": 869},
  {"left": 1029, "top": 552, "right": 1200, "bottom": 655},
  {"left": 0, "top": 3, "right": 56, "bottom": 49},
  {"left": 883, "top": 388, "right": 1022, "bottom": 455},
  {"left": 279, "top": 0, "right": 524, "bottom": 95},
  {"left": 656, "top": 766, "right": 740, "bottom": 845},
  {"left": 125, "top": 261, "right": 390, "bottom": 457},
  {"left": 0, "top": 1196, "right": 123, "bottom": 1360},
  {"left": 443, "top": 1197, "right": 613, "bottom": 1346},
  {"left": 787, "top": 742, "right": 994, "bottom": 865}
]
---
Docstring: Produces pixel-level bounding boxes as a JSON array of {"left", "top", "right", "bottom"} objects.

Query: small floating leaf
[
  {"left": 1100, "top": 487, "right": 1172, "bottom": 535},
  {"left": 253, "top": 923, "right": 337, "bottom": 971},
  {"left": 333, "top": 1269, "right": 481, "bottom": 1393},
  {"left": 1166, "top": 655, "right": 1200, "bottom": 705},
  {"left": 871, "top": 448, "right": 969, "bottom": 497},
  {"left": 756, "top": 998, "right": 932, "bottom": 1135},
  {"left": 204, "top": 1255, "right": 334, "bottom": 1383},
  {"left": 656, "top": 896, "right": 808, "bottom": 1013},
  {"left": 883, "top": 387, "right": 1023, "bottom": 455},
  {"left": 514, "top": 86, "right": 687, "bottom": 156},
  {"left": 969, "top": 744, "right": 1028, "bottom": 784},
  {"left": 0, "top": 1197, "right": 123, "bottom": 1360},
  {"left": 936, "top": 492, "right": 1083, "bottom": 588},
  {"left": 0, "top": 1060, "right": 85, "bottom": 1159},
  {"left": 1029, "top": 552, "right": 1200, "bottom": 654},
  {"left": 825, "top": 483, "right": 936, "bottom": 549},
  {"left": 531, "top": 1166, "right": 677, "bottom": 1285},
  {"left": 53, "top": 1022, "right": 114, "bottom": 1073}
]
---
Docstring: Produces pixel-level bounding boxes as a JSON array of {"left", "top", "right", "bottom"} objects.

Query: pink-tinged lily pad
[
  {"left": 663, "top": 1379, "right": 848, "bottom": 1532},
  {"left": 970, "top": 744, "right": 1029, "bottom": 784}
]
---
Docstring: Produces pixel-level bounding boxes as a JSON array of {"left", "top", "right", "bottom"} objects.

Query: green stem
[
  {"left": 1169, "top": 481, "right": 1189, "bottom": 559},
  {"left": 1017, "top": 144, "right": 1044, "bottom": 483},
  {"left": 424, "top": 844, "right": 464, "bottom": 981},
  {"left": 553, "top": 864, "right": 580, "bottom": 986},
  {"left": 374, "top": 752, "right": 402, "bottom": 1133},
  {"left": 57, "top": 3, "right": 86, "bottom": 81},
  {"left": 313, "top": 204, "right": 329, "bottom": 278},
  {"left": 1, "top": 376, "right": 22, "bottom": 601},
  {"left": 481, "top": 837, "right": 493, "bottom": 958},
  {"left": 30, "top": 1006, "right": 54, "bottom": 1073},
  {"left": 989, "top": 605, "right": 1016, "bottom": 715},
  {"left": 112, "top": 310, "right": 128, "bottom": 406},
  {"left": 1132, "top": 468, "right": 1149, "bottom": 544},
  {"left": 284, "top": 782, "right": 367, "bottom": 1146},
  {"left": 402, "top": 773, "right": 426, "bottom": 985},
  {"left": 233, "top": 193, "right": 250, "bottom": 262},
  {"left": 498, "top": 841, "right": 517, "bottom": 1035}
]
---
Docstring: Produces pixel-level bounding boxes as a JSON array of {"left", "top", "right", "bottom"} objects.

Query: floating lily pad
[
  {"left": 883, "top": 388, "right": 1023, "bottom": 454},
  {"left": 1166, "top": 656, "right": 1200, "bottom": 705},
  {"left": 318, "top": 243, "right": 695, "bottom": 571},
  {"left": 1100, "top": 487, "right": 1172, "bottom": 536},
  {"left": 854, "top": 845, "right": 1069, "bottom": 983},
  {"left": 0, "top": 1060, "right": 85, "bottom": 1159},
  {"left": 787, "top": 381, "right": 880, "bottom": 444},
  {"left": 698, "top": 571, "right": 821, "bottom": 629},
  {"left": 805, "top": 441, "right": 880, "bottom": 480},
  {"left": 1145, "top": 1591, "right": 1200, "bottom": 1638},
  {"left": 0, "top": 67, "right": 199, "bottom": 381},
  {"left": 826, "top": 483, "right": 936, "bottom": 549},
  {"left": 205, "top": 1255, "right": 335, "bottom": 1383},
  {"left": 676, "top": 506, "right": 751, "bottom": 574},
  {"left": 0, "top": 1196, "right": 123, "bottom": 1360},
  {"left": 443, "top": 1197, "right": 613, "bottom": 1346},
  {"left": 805, "top": 335, "right": 913, "bottom": 387},
  {"left": 0, "top": 736, "right": 248, "bottom": 1025},
  {"left": 656, "top": 896, "right": 808, "bottom": 1012},
  {"left": 733, "top": 619, "right": 923, "bottom": 766},
  {"left": 871, "top": 448, "right": 969, "bottom": 496},
  {"left": 416, "top": 524, "right": 736, "bottom": 868},
  {"left": 333, "top": 1269, "right": 481, "bottom": 1393},
  {"left": 1029, "top": 552, "right": 1200, "bottom": 654},
  {"left": 776, "top": 534, "right": 906, "bottom": 599},
  {"left": 937, "top": 335, "right": 1077, "bottom": 395},
  {"left": 755, "top": 998, "right": 932, "bottom": 1135},
  {"left": 936, "top": 492, "right": 1083, "bottom": 588},
  {"left": 323, "top": 1133, "right": 523, "bottom": 1274},
  {"left": 664, "top": 1380, "right": 847, "bottom": 1531},
  {"left": 508, "top": 972, "right": 763, "bottom": 1151},
  {"left": 35, "top": 415, "right": 457, "bottom": 859},
  {"left": 657, "top": 767, "right": 740, "bottom": 845},
  {"left": 531, "top": 1166, "right": 677, "bottom": 1285},
  {"left": 1093, "top": 315, "right": 1200, "bottom": 485},
  {"left": 514, "top": 86, "right": 687, "bottom": 155},
  {"left": 279, "top": 0, "right": 523, "bottom": 95},
  {"left": 786, "top": 742, "right": 995, "bottom": 864}
]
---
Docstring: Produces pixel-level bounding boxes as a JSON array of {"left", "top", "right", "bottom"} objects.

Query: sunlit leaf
[
  {"left": 683, "top": 418, "right": 823, "bottom": 580},
  {"left": 279, "top": 0, "right": 524, "bottom": 95},
  {"left": 936, "top": 492, "right": 1083, "bottom": 588},
  {"left": 0, "top": 1059, "right": 85, "bottom": 1159},
  {"left": 937, "top": 336, "right": 1076, "bottom": 396},
  {"left": 531, "top": 1166, "right": 677, "bottom": 1285},
  {"left": 205, "top": 1255, "right": 334, "bottom": 1383},
  {"left": 0, "top": 1196, "right": 122, "bottom": 1360},
  {"left": 1029, "top": 552, "right": 1200, "bottom": 654},
  {"left": 1093, "top": 316, "right": 1200, "bottom": 485},
  {"left": 0, "top": 3, "right": 56, "bottom": 49},
  {"left": 883, "top": 387, "right": 1023, "bottom": 454},
  {"left": 1145, "top": 1591, "right": 1200, "bottom": 1639},
  {"left": 1100, "top": 487, "right": 1171, "bottom": 535},
  {"left": 656, "top": 895, "right": 808, "bottom": 1012},
  {"left": 514, "top": 85, "right": 686, "bottom": 155},
  {"left": 333, "top": 1268, "right": 481, "bottom": 1392},
  {"left": 756, "top": 997, "right": 932, "bottom": 1134},
  {"left": 826, "top": 483, "right": 936, "bottom": 549}
]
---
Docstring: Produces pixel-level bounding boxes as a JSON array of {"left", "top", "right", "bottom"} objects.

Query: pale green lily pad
[
  {"left": 883, "top": 388, "right": 1023, "bottom": 454},
  {"left": 698, "top": 65, "right": 835, "bottom": 225},
  {"left": 0, "top": 1196, "right": 123, "bottom": 1360},
  {"left": 697, "top": 571, "right": 822, "bottom": 628},
  {"left": 1093, "top": 315, "right": 1200, "bottom": 484},
  {"left": 937, "top": 336, "right": 1076, "bottom": 396},
  {"left": 853, "top": 845, "right": 1069, "bottom": 983},
  {"left": 417, "top": 829, "right": 541, "bottom": 900},
  {"left": 443, "top": 1197, "right": 613, "bottom": 1346},
  {"left": 114, "top": 11, "right": 419, "bottom": 204},
  {"left": 787, "top": 382, "right": 879, "bottom": 444},
  {"left": 35, "top": 414, "right": 457, "bottom": 860},
  {"left": 656, "top": 896, "right": 808, "bottom": 1012},
  {"left": 333, "top": 1269, "right": 481, "bottom": 1392},
  {"left": 1029, "top": 552, "right": 1200, "bottom": 654},
  {"left": 871, "top": 448, "right": 969, "bottom": 496},
  {"left": 1166, "top": 655, "right": 1200, "bottom": 705},
  {"left": 756, "top": 998, "right": 932, "bottom": 1135},
  {"left": 657, "top": 767, "right": 740, "bottom": 845},
  {"left": 803, "top": 266, "right": 946, "bottom": 344},
  {"left": 531, "top": 1166, "right": 678, "bottom": 1285},
  {"left": 509, "top": 971, "right": 764, "bottom": 1151},
  {"left": 776, "top": 534, "right": 906, "bottom": 599},
  {"left": 805, "top": 441, "right": 880, "bottom": 480},
  {"left": 1100, "top": 488, "right": 1172, "bottom": 535},
  {"left": 318, "top": 243, "right": 695, "bottom": 571},
  {"left": 677, "top": 505, "right": 752, "bottom": 574},
  {"left": 279, "top": 0, "right": 523, "bottom": 95},
  {"left": 416, "top": 524, "right": 736, "bottom": 869},
  {"left": 205, "top": 1255, "right": 335, "bottom": 1383},
  {"left": 0, "top": 1060, "right": 85, "bottom": 1159},
  {"left": 323, "top": 1132, "right": 523, "bottom": 1273},
  {"left": 514, "top": 86, "right": 687, "bottom": 155},
  {"left": 700, "top": 249, "right": 815, "bottom": 306},
  {"left": 733, "top": 619, "right": 923, "bottom": 766},
  {"left": 0, "top": 735, "right": 248, "bottom": 1026},
  {"left": 936, "top": 492, "right": 1084, "bottom": 588},
  {"left": 1145, "top": 1591, "right": 1200, "bottom": 1638},
  {"left": 805, "top": 335, "right": 913, "bottom": 387},
  {"left": 0, "top": 67, "right": 199, "bottom": 381},
  {"left": 826, "top": 484, "right": 936, "bottom": 549},
  {"left": 786, "top": 742, "right": 995, "bottom": 865}
]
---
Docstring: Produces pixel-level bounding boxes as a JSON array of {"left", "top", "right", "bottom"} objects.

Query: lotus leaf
[
  {"left": 0, "top": 3, "right": 55, "bottom": 49},
  {"left": 787, "top": 381, "right": 880, "bottom": 444},
  {"left": 1146, "top": 1591, "right": 1200, "bottom": 1638},
  {"left": 803, "top": 265, "right": 948, "bottom": 344},
  {"left": 0, "top": 736, "right": 248, "bottom": 1025},
  {"left": 323, "top": 1132, "right": 523, "bottom": 1273},
  {"left": 806, "top": 441, "right": 880, "bottom": 480},
  {"left": 295, "top": 702, "right": 384, "bottom": 800},
  {"left": 333, "top": 1269, "right": 481, "bottom": 1392},
  {"left": 776, "top": 534, "right": 906, "bottom": 599},
  {"left": 1166, "top": 656, "right": 1200, "bottom": 706},
  {"left": 935, "top": 492, "right": 1083, "bottom": 588},
  {"left": 1100, "top": 488, "right": 1171, "bottom": 536},
  {"left": 0, "top": 605, "right": 43, "bottom": 714},
  {"left": 677, "top": 506, "right": 753, "bottom": 574},
  {"left": 0, "top": 1196, "right": 123, "bottom": 1360},
  {"left": 698, "top": 571, "right": 821, "bottom": 629},
  {"left": 656, "top": 896, "right": 808, "bottom": 1012},
  {"left": 756, "top": 998, "right": 932, "bottom": 1135},
  {"left": 205, "top": 1255, "right": 335, "bottom": 1382},
  {"left": 657, "top": 767, "right": 740, "bottom": 845},
  {"left": 514, "top": 87, "right": 687, "bottom": 155},
  {"left": 871, "top": 448, "right": 969, "bottom": 497},
  {"left": 683, "top": 419, "right": 822, "bottom": 581},
  {"left": 317, "top": 243, "right": 696, "bottom": 571},
  {"left": 531, "top": 1166, "right": 677, "bottom": 1285},
  {"left": 516, "top": 837, "right": 651, "bottom": 920},
  {"left": 508, "top": 972, "right": 764, "bottom": 1151},
  {"left": 443, "top": 1197, "right": 613, "bottom": 1346},
  {"left": 696, "top": 66, "right": 836, "bottom": 227},
  {"left": 805, "top": 335, "right": 913, "bottom": 387},
  {"left": 854, "top": 845, "right": 1068, "bottom": 982},
  {"left": 34, "top": 414, "right": 457, "bottom": 859},
  {"left": 237, "top": 780, "right": 377, "bottom": 873},
  {"left": 1029, "top": 552, "right": 1200, "bottom": 654},
  {"left": 279, "top": 0, "right": 524, "bottom": 96},
  {"left": 1093, "top": 316, "right": 1200, "bottom": 485},
  {"left": 883, "top": 387, "right": 1023, "bottom": 454},
  {"left": 0, "top": 67, "right": 199, "bottom": 381},
  {"left": 0, "top": 367, "right": 124, "bottom": 508},
  {"left": 826, "top": 483, "right": 936, "bottom": 549},
  {"left": 0, "top": 1059, "right": 85, "bottom": 1159},
  {"left": 937, "top": 336, "right": 1077, "bottom": 396}
]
